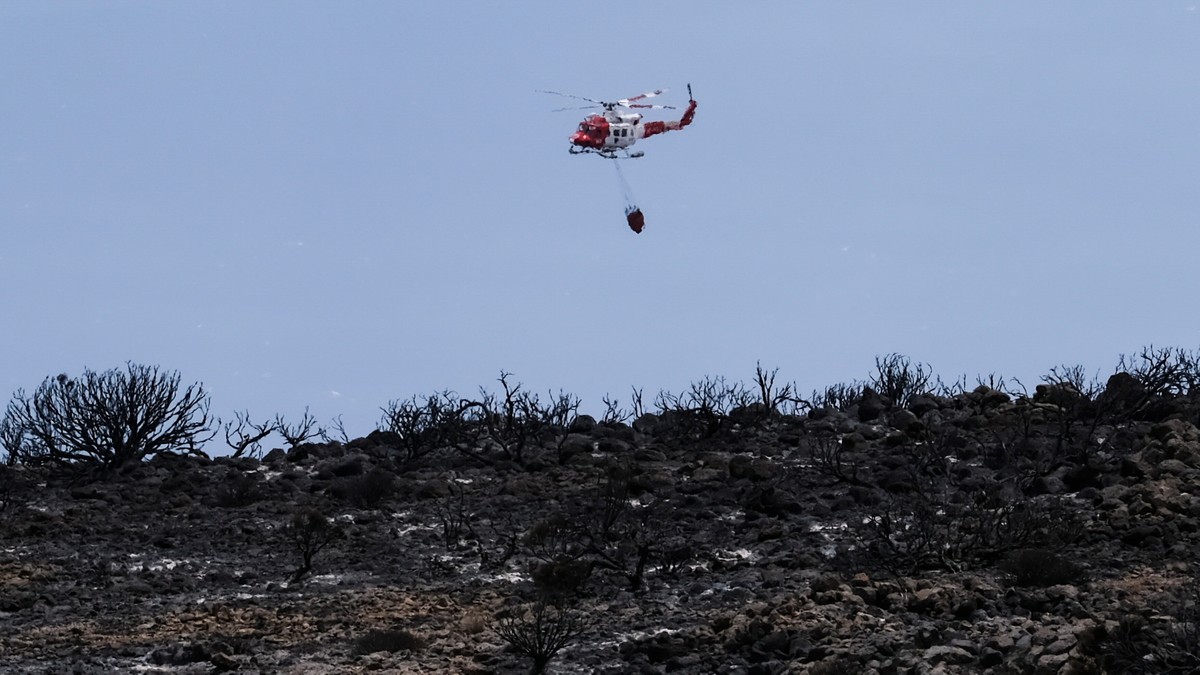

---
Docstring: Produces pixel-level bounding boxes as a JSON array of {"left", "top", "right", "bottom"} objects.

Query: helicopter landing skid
[{"left": 569, "top": 146, "right": 644, "bottom": 159}]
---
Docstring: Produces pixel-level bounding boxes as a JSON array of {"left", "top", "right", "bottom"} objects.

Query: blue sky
[{"left": 2, "top": 2, "right": 1198, "bottom": 439}]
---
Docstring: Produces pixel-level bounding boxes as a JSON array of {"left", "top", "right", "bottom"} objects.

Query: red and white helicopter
[{"left": 540, "top": 85, "right": 697, "bottom": 159}]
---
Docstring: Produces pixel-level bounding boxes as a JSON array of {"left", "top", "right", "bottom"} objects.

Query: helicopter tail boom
[{"left": 640, "top": 96, "right": 697, "bottom": 139}]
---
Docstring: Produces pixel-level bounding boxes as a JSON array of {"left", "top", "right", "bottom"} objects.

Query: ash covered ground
[{"left": 2, "top": 359, "right": 1200, "bottom": 674}]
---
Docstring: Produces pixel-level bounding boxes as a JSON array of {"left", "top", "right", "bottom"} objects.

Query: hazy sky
[{"left": 2, "top": 2, "right": 1198, "bottom": 440}]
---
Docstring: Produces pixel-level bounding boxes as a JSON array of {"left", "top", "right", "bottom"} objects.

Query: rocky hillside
[{"left": 2, "top": 359, "right": 1200, "bottom": 674}]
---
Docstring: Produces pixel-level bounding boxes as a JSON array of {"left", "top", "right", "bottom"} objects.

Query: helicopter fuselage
[{"left": 570, "top": 111, "right": 644, "bottom": 156}]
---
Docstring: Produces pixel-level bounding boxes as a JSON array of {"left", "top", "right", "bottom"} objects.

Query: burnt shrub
[
  {"left": 653, "top": 375, "right": 752, "bottom": 442},
  {"left": 853, "top": 487, "right": 1072, "bottom": 575},
  {"left": 531, "top": 558, "right": 593, "bottom": 601},
  {"left": 999, "top": 548, "right": 1084, "bottom": 587},
  {"left": 214, "top": 471, "right": 263, "bottom": 508},
  {"left": 353, "top": 628, "right": 426, "bottom": 655},
  {"left": 341, "top": 468, "right": 395, "bottom": 509},
  {"left": 1105, "top": 345, "right": 1200, "bottom": 421},
  {"left": 283, "top": 507, "right": 340, "bottom": 584},
  {"left": 810, "top": 381, "right": 864, "bottom": 413},
  {"left": 1076, "top": 614, "right": 1200, "bottom": 675},
  {"left": 2, "top": 363, "right": 213, "bottom": 471},
  {"left": 378, "top": 391, "right": 467, "bottom": 466},
  {"left": 523, "top": 513, "right": 586, "bottom": 563},
  {"left": 493, "top": 601, "right": 592, "bottom": 675},
  {"left": 0, "top": 464, "right": 26, "bottom": 516},
  {"left": 870, "top": 354, "right": 934, "bottom": 408}
]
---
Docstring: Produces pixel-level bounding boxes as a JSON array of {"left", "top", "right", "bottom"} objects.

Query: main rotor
[{"left": 537, "top": 88, "right": 676, "bottom": 113}]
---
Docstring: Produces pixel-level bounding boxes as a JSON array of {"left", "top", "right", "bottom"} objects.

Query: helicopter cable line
[{"left": 611, "top": 159, "right": 644, "bottom": 233}]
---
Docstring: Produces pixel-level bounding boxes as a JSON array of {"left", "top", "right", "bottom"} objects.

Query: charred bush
[
  {"left": 379, "top": 391, "right": 469, "bottom": 466},
  {"left": 353, "top": 628, "right": 426, "bottom": 655},
  {"left": 592, "top": 464, "right": 632, "bottom": 539},
  {"left": 656, "top": 542, "right": 695, "bottom": 576},
  {"left": 1077, "top": 611, "right": 1200, "bottom": 675},
  {"left": 283, "top": 507, "right": 340, "bottom": 584},
  {"left": 0, "top": 463, "right": 31, "bottom": 517},
  {"left": 806, "top": 658, "right": 863, "bottom": 675},
  {"left": 456, "top": 373, "right": 581, "bottom": 466},
  {"left": 437, "top": 482, "right": 477, "bottom": 551},
  {"left": 653, "top": 375, "right": 752, "bottom": 442},
  {"left": 222, "top": 411, "right": 275, "bottom": 459},
  {"left": 1100, "top": 345, "right": 1200, "bottom": 422},
  {"left": 810, "top": 381, "right": 864, "bottom": 413},
  {"left": 493, "top": 601, "right": 592, "bottom": 675},
  {"left": 0, "top": 417, "right": 23, "bottom": 467},
  {"left": 275, "top": 408, "right": 325, "bottom": 448},
  {"left": 341, "top": 467, "right": 395, "bottom": 509},
  {"left": 999, "top": 548, "right": 1084, "bottom": 587},
  {"left": 214, "top": 471, "right": 263, "bottom": 508},
  {"left": 854, "top": 486, "right": 1069, "bottom": 575},
  {"left": 870, "top": 354, "right": 933, "bottom": 408},
  {"left": 523, "top": 512, "right": 586, "bottom": 563},
  {"left": 531, "top": 558, "right": 593, "bottom": 601},
  {"left": 749, "top": 362, "right": 805, "bottom": 419},
  {"left": 808, "top": 436, "right": 866, "bottom": 487},
  {"left": 1086, "top": 572, "right": 1200, "bottom": 673},
  {"left": 2, "top": 363, "right": 213, "bottom": 471}
]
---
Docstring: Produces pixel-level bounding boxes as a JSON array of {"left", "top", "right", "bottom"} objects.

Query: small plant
[
  {"left": 283, "top": 507, "right": 340, "bottom": 584},
  {"left": 353, "top": 628, "right": 426, "bottom": 655},
  {"left": 493, "top": 601, "right": 592, "bottom": 675}
]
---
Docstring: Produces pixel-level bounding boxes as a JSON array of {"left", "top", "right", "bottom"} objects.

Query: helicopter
[{"left": 539, "top": 85, "right": 697, "bottom": 159}]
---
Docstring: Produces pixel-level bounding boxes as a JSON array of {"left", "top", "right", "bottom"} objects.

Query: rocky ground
[{"left": 2, "top": 375, "right": 1199, "bottom": 674}]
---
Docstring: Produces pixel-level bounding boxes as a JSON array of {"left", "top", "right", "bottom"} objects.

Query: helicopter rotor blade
[
  {"left": 537, "top": 89, "right": 605, "bottom": 106},
  {"left": 618, "top": 89, "right": 668, "bottom": 106},
  {"left": 551, "top": 104, "right": 602, "bottom": 113},
  {"left": 540, "top": 87, "right": 676, "bottom": 112}
]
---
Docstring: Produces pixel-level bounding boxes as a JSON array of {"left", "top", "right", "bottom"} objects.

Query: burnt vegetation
[{"left": 1, "top": 347, "right": 1200, "bottom": 672}]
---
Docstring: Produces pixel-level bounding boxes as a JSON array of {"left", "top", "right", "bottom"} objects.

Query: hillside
[{"left": 2, "top": 355, "right": 1199, "bottom": 674}]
